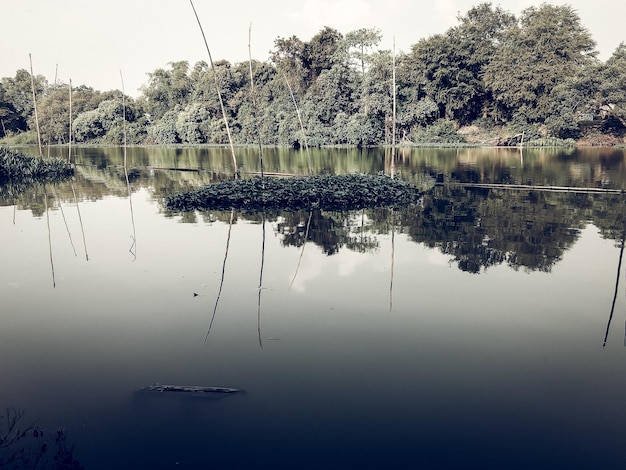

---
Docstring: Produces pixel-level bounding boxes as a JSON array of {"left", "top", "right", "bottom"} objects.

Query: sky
[{"left": 2, "top": 0, "right": 625, "bottom": 98}]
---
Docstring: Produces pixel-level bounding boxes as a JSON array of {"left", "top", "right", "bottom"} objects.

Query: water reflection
[
  {"left": 4, "top": 146, "right": 626, "bottom": 275},
  {"left": 4, "top": 146, "right": 626, "bottom": 468},
  {"left": 603, "top": 236, "right": 625, "bottom": 347},
  {"left": 206, "top": 208, "right": 235, "bottom": 343}
]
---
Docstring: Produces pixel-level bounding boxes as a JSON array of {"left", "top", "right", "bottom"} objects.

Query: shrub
[{"left": 411, "top": 119, "right": 466, "bottom": 144}]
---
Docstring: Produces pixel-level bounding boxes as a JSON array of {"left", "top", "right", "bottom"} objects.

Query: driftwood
[{"left": 140, "top": 384, "right": 240, "bottom": 394}]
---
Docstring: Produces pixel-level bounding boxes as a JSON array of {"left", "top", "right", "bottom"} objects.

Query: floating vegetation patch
[
  {"left": 0, "top": 147, "right": 74, "bottom": 198},
  {"left": 165, "top": 173, "right": 433, "bottom": 212}
]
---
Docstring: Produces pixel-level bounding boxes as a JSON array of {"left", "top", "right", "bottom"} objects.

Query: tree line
[{"left": 1, "top": 2, "right": 626, "bottom": 147}]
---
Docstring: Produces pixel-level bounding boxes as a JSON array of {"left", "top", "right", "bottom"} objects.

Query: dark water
[{"left": 2, "top": 146, "right": 626, "bottom": 469}]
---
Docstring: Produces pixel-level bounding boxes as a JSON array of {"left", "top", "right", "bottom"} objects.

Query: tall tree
[
  {"left": 408, "top": 3, "right": 515, "bottom": 124},
  {"left": 543, "top": 61, "right": 602, "bottom": 138},
  {"left": 344, "top": 28, "right": 382, "bottom": 78},
  {"left": 363, "top": 50, "right": 395, "bottom": 144},
  {"left": 1, "top": 69, "right": 47, "bottom": 128},
  {"left": 270, "top": 35, "right": 307, "bottom": 93},
  {"left": 600, "top": 43, "right": 626, "bottom": 127},
  {"left": 0, "top": 83, "right": 27, "bottom": 135},
  {"left": 302, "top": 26, "right": 343, "bottom": 85},
  {"left": 483, "top": 4, "right": 597, "bottom": 124},
  {"left": 141, "top": 61, "right": 192, "bottom": 120}
]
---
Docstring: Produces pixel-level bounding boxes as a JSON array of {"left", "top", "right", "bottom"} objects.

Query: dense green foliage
[
  {"left": 0, "top": 147, "right": 73, "bottom": 180},
  {"left": 165, "top": 174, "right": 430, "bottom": 211},
  {"left": 0, "top": 147, "right": 74, "bottom": 198},
  {"left": 1, "top": 3, "right": 625, "bottom": 146}
]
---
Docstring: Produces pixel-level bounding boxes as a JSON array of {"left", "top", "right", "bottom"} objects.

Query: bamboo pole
[
  {"left": 248, "top": 23, "right": 265, "bottom": 180},
  {"left": 282, "top": 72, "right": 313, "bottom": 175},
  {"left": 436, "top": 182, "right": 626, "bottom": 194},
  {"left": 68, "top": 79, "right": 72, "bottom": 163},
  {"left": 603, "top": 236, "right": 624, "bottom": 347},
  {"left": 29, "top": 54, "right": 43, "bottom": 157},
  {"left": 257, "top": 213, "right": 266, "bottom": 349},
  {"left": 120, "top": 70, "right": 136, "bottom": 260},
  {"left": 390, "top": 37, "right": 397, "bottom": 179},
  {"left": 189, "top": 0, "right": 238, "bottom": 179},
  {"left": 71, "top": 182, "right": 89, "bottom": 261},
  {"left": 53, "top": 186, "right": 77, "bottom": 257},
  {"left": 392, "top": 37, "right": 397, "bottom": 150},
  {"left": 205, "top": 209, "right": 235, "bottom": 344},
  {"left": 120, "top": 70, "right": 127, "bottom": 166},
  {"left": 289, "top": 210, "right": 313, "bottom": 290},
  {"left": 44, "top": 189, "right": 56, "bottom": 287},
  {"left": 389, "top": 209, "right": 395, "bottom": 313}
]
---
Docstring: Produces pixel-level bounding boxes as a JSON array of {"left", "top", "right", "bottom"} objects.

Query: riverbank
[{"left": 2, "top": 120, "right": 625, "bottom": 149}]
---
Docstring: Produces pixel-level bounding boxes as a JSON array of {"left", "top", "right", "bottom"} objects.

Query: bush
[
  {"left": 148, "top": 110, "right": 180, "bottom": 144},
  {"left": 411, "top": 119, "right": 466, "bottom": 144},
  {"left": 0, "top": 130, "right": 38, "bottom": 145},
  {"left": 165, "top": 173, "right": 432, "bottom": 212},
  {"left": 524, "top": 137, "right": 577, "bottom": 147}
]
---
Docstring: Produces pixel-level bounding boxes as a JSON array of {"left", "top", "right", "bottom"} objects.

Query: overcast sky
[{"left": 2, "top": 1, "right": 624, "bottom": 97}]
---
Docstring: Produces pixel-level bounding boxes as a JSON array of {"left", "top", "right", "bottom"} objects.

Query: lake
[{"left": 2, "top": 146, "right": 626, "bottom": 469}]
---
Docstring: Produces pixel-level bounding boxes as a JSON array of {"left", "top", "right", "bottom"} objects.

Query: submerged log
[{"left": 140, "top": 384, "right": 240, "bottom": 394}]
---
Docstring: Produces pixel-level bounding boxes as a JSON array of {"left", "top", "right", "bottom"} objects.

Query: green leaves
[
  {"left": 0, "top": 147, "right": 74, "bottom": 198},
  {"left": 165, "top": 173, "right": 428, "bottom": 212},
  {"left": 483, "top": 4, "right": 597, "bottom": 123},
  {"left": 600, "top": 43, "right": 626, "bottom": 126}
]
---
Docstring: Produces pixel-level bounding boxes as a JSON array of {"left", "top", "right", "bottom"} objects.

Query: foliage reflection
[{"left": 3, "top": 146, "right": 626, "bottom": 274}]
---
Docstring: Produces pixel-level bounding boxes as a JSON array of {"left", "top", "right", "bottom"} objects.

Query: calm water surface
[{"left": 2, "top": 146, "right": 626, "bottom": 469}]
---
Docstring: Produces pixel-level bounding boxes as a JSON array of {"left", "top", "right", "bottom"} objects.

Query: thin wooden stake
[
  {"left": 120, "top": 69, "right": 136, "bottom": 260},
  {"left": 390, "top": 37, "right": 396, "bottom": 179},
  {"left": 68, "top": 79, "right": 72, "bottom": 163},
  {"left": 189, "top": 0, "right": 238, "bottom": 179},
  {"left": 29, "top": 53, "right": 43, "bottom": 157},
  {"left": 44, "top": 189, "right": 56, "bottom": 287},
  {"left": 392, "top": 37, "right": 397, "bottom": 150},
  {"left": 603, "top": 236, "right": 625, "bottom": 347},
  {"left": 257, "top": 214, "right": 266, "bottom": 349},
  {"left": 248, "top": 23, "right": 264, "bottom": 180},
  {"left": 289, "top": 210, "right": 313, "bottom": 290},
  {"left": 71, "top": 182, "right": 89, "bottom": 261},
  {"left": 205, "top": 209, "right": 235, "bottom": 344},
  {"left": 282, "top": 72, "right": 313, "bottom": 175},
  {"left": 389, "top": 209, "right": 395, "bottom": 313},
  {"left": 120, "top": 70, "right": 127, "bottom": 167}
]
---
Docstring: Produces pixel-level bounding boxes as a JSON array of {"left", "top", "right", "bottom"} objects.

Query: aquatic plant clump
[
  {"left": 0, "top": 147, "right": 74, "bottom": 181},
  {"left": 165, "top": 174, "right": 429, "bottom": 212}
]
